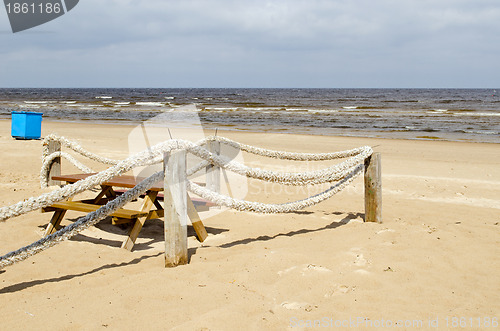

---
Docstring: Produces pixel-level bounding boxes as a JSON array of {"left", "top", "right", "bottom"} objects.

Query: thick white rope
[
  {"left": 0, "top": 135, "right": 372, "bottom": 269},
  {"left": 188, "top": 164, "right": 363, "bottom": 213},
  {"left": 182, "top": 147, "right": 370, "bottom": 186},
  {"left": 3, "top": 136, "right": 372, "bottom": 222},
  {"left": 43, "top": 134, "right": 119, "bottom": 165},
  {"left": 0, "top": 136, "right": 372, "bottom": 221},
  {"left": 0, "top": 172, "right": 163, "bottom": 269},
  {"left": 207, "top": 135, "right": 368, "bottom": 161},
  {"left": 41, "top": 134, "right": 371, "bottom": 181},
  {"left": 1, "top": 145, "right": 166, "bottom": 222},
  {"left": 40, "top": 151, "right": 94, "bottom": 183},
  {"left": 39, "top": 137, "right": 372, "bottom": 188},
  {"left": 0, "top": 166, "right": 363, "bottom": 268}
]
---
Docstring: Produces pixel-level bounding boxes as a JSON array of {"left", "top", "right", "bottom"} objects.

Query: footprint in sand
[
  {"left": 353, "top": 254, "right": 368, "bottom": 266},
  {"left": 280, "top": 301, "right": 317, "bottom": 312},
  {"left": 301, "top": 264, "right": 332, "bottom": 275},
  {"left": 277, "top": 266, "right": 297, "bottom": 277},
  {"left": 376, "top": 228, "right": 395, "bottom": 234},
  {"left": 344, "top": 248, "right": 372, "bottom": 275},
  {"left": 277, "top": 264, "right": 332, "bottom": 277},
  {"left": 324, "top": 284, "right": 355, "bottom": 298}
]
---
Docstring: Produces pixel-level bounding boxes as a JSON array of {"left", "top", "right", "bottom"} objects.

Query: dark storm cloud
[{"left": 1, "top": 0, "right": 499, "bottom": 87}]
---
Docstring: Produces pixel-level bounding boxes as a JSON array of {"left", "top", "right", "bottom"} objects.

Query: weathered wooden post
[
  {"left": 47, "top": 141, "right": 61, "bottom": 186},
  {"left": 206, "top": 141, "right": 221, "bottom": 206},
  {"left": 364, "top": 152, "right": 382, "bottom": 223},
  {"left": 164, "top": 150, "right": 188, "bottom": 267}
]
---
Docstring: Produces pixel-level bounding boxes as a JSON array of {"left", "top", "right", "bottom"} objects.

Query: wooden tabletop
[{"left": 52, "top": 173, "right": 164, "bottom": 191}]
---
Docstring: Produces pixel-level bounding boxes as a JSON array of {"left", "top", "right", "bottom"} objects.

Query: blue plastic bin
[{"left": 11, "top": 111, "right": 43, "bottom": 140}]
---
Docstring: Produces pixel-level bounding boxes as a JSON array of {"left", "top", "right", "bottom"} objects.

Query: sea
[{"left": 0, "top": 88, "right": 499, "bottom": 143}]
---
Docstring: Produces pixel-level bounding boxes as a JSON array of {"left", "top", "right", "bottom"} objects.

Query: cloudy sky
[{"left": 1, "top": 0, "right": 499, "bottom": 88}]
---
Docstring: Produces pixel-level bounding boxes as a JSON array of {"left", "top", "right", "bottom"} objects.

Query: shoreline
[{"left": 2, "top": 118, "right": 498, "bottom": 145}]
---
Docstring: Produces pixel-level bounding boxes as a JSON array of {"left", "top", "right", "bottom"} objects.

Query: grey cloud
[{"left": 1, "top": 0, "right": 499, "bottom": 87}]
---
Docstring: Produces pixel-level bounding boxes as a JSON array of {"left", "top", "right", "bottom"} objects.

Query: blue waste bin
[{"left": 11, "top": 111, "right": 43, "bottom": 139}]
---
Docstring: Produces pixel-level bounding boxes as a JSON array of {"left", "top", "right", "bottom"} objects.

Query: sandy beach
[{"left": 0, "top": 119, "right": 499, "bottom": 330}]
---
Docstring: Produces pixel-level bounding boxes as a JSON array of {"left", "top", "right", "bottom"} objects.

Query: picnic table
[{"left": 41, "top": 173, "right": 209, "bottom": 251}]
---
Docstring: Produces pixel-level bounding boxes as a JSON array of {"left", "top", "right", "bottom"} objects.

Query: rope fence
[{"left": 0, "top": 134, "right": 380, "bottom": 269}]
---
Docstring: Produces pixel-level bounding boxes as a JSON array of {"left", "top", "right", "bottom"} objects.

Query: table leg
[
  {"left": 44, "top": 209, "right": 67, "bottom": 236},
  {"left": 92, "top": 185, "right": 116, "bottom": 204},
  {"left": 186, "top": 194, "right": 208, "bottom": 242},
  {"left": 44, "top": 184, "right": 73, "bottom": 236},
  {"left": 121, "top": 191, "right": 159, "bottom": 251}
]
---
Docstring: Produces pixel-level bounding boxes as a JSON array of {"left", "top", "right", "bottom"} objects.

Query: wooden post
[
  {"left": 164, "top": 150, "right": 188, "bottom": 267},
  {"left": 364, "top": 152, "right": 382, "bottom": 223},
  {"left": 206, "top": 141, "right": 220, "bottom": 192},
  {"left": 48, "top": 141, "right": 61, "bottom": 186},
  {"left": 206, "top": 141, "right": 221, "bottom": 207}
]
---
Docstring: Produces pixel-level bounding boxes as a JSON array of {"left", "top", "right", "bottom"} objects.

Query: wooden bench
[
  {"left": 41, "top": 173, "right": 210, "bottom": 250},
  {"left": 43, "top": 201, "right": 148, "bottom": 218},
  {"left": 42, "top": 200, "right": 150, "bottom": 235}
]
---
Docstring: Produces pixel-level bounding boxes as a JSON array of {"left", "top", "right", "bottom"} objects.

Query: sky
[{"left": 1, "top": 0, "right": 499, "bottom": 88}]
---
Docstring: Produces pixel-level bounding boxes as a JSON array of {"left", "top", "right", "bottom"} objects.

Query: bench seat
[{"left": 42, "top": 201, "right": 148, "bottom": 219}]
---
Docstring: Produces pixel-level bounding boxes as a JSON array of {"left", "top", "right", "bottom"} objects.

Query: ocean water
[{"left": 0, "top": 88, "right": 499, "bottom": 143}]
